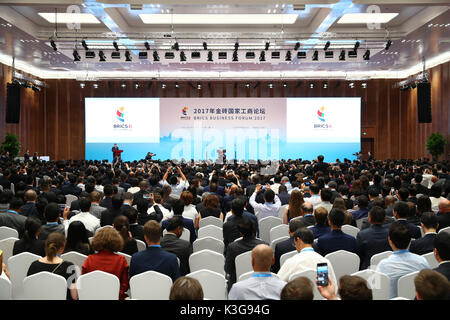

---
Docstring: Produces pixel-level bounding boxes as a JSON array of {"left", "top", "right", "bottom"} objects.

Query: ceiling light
[
  {"left": 38, "top": 12, "right": 101, "bottom": 24},
  {"left": 80, "top": 83, "right": 85, "bottom": 88},
  {"left": 197, "top": 83, "right": 202, "bottom": 90},
  {"left": 325, "top": 51, "right": 333, "bottom": 59},
  {"left": 285, "top": 51, "right": 291, "bottom": 61},
  {"left": 203, "top": 42, "right": 208, "bottom": 50},
  {"left": 246, "top": 52, "right": 255, "bottom": 59},
  {"left": 139, "top": 14, "right": 298, "bottom": 25},
  {"left": 268, "top": 83, "right": 273, "bottom": 89},
  {"left": 385, "top": 40, "right": 392, "bottom": 51},
  {"left": 271, "top": 51, "right": 280, "bottom": 59},
  {"left": 310, "top": 83, "right": 314, "bottom": 89},
  {"left": 349, "top": 82, "right": 355, "bottom": 88},
  {"left": 161, "top": 83, "right": 166, "bottom": 89},
  {"left": 354, "top": 41, "right": 360, "bottom": 51},
  {"left": 85, "top": 51, "right": 95, "bottom": 59},
  {"left": 125, "top": 51, "right": 132, "bottom": 61},
  {"left": 175, "top": 82, "right": 179, "bottom": 88},
  {"left": 121, "top": 83, "right": 126, "bottom": 88},
  {"left": 99, "top": 50, "right": 106, "bottom": 62},
  {"left": 172, "top": 42, "right": 179, "bottom": 51},
  {"left": 232, "top": 50, "right": 238, "bottom": 61},
  {"left": 362, "top": 83, "right": 367, "bottom": 89},
  {"left": 245, "top": 83, "right": 250, "bottom": 88},
  {"left": 312, "top": 50, "right": 318, "bottom": 61},
  {"left": 323, "top": 82, "right": 328, "bottom": 89},
  {"left": 324, "top": 41, "right": 330, "bottom": 51},
  {"left": 207, "top": 51, "right": 213, "bottom": 61},
  {"left": 265, "top": 42, "right": 270, "bottom": 51},
  {"left": 294, "top": 42, "right": 300, "bottom": 51},
  {"left": 339, "top": 50, "right": 345, "bottom": 61},
  {"left": 93, "top": 83, "right": 98, "bottom": 89},
  {"left": 165, "top": 52, "right": 175, "bottom": 59},
  {"left": 283, "top": 82, "right": 287, "bottom": 88},
  {"left": 337, "top": 13, "right": 399, "bottom": 24},
  {"left": 153, "top": 51, "right": 160, "bottom": 61},
  {"left": 113, "top": 41, "right": 119, "bottom": 51},
  {"left": 50, "top": 39, "right": 57, "bottom": 51},
  {"left": 180, "top": 51, "right": 186, "bottom": 61},
  {"left": 81, "top": 40, "right": 89, "bottom": 50},
  {"left": 144, "top": 41, "right": 151, "bottom": 50},
  {"left": 73, "top": 49, "right": 81, "bottom": 61},
  {"left": 135, "top": 83, "right": 139, "bottom": 89},
  {"left": 191, "top": 52, "right": 201, "bottom": 59},
  {"left": 259, "top": 51, "right": 266, "bottom": 62},
  {"left": 235, "top": 42, "right": 239, "bottom": 50},
  {"left": 363, "top": 50, "right": 370, "bottom": 60}
]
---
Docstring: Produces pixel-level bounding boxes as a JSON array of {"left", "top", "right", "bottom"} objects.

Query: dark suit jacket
[
  {"left": 223, "top": 212, "right": 259, "bottom": 252},
  {"left": 437, "top": 212, "right": 450, "bottom": 231},
  {"left": 12, "top": 238, "right": 46, "bottom": 257},
  {"left": 100, "top": 197, "right": 112, "bottom": 210},
  {"left": 415, "top": 183, "right": 429, "bottom": 196},
  {"left": 129, "top": 246, "right": 180, "bottom": 282},
  {"left": 434, "top": 261, "right": 450, "bottom": 282},
  {"left": 297, "top": 214, "right": 315, "bottom": 227},
  {"left": 160, "top": 233, "right": 193, "bottom": 276},
  {"left": 129, "top": 224, "right": 145, "bottom": 242},
  {"left": 310, "top": 224, "right": 331, "bottom": 239},
  {"left": 0, "top": 176, "right": 11, "bottom": 190},
  {"left": 61, "top": 184, "right": 82, "bottom": 197},
  {"left": 272, "top": 236, "right": 296, "bottom": 273},
  {"left": 360, "top": 216, "right": 395, "bottom": 230},
  {"left": 316, "top": 229, "right": 357, "bottom": 256},
  {"left": 277, "top": 192, "right": 290, "bottom": 206},
  {"left": 356, "top": 224, "right": 391, "bottom": 270},
  {"left": 100, "top": 207, "right": 123, "bottom": 226},
  {"left": 20, "top": 202, "right": 39, "bottom": 218},
  {"left": 409, "top": 233, "right": 437, "bottom": 256},
  {"left": 0, "top": 211, "right": 27, "bottom": 238},
  {"left": 395, "top": 219, "right": 422, "bottom": 239},
  {"left": 161, "top": 216, "right": 197, "bottom": 244}
]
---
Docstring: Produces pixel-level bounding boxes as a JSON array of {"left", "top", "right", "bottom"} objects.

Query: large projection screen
[{"left": 85, "top": 97, "right": 361, "bottom": 162}]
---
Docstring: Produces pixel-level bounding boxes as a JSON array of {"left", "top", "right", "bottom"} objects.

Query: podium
[{"left": 113, "top": 149, "right": 123, "bottom": 162}]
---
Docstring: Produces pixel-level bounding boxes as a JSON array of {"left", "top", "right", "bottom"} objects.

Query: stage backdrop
[{"left": 85, "top": 97, "right": 361, "bottom": 162}]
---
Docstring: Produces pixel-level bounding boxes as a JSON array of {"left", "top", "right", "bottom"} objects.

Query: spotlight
[
  {"left": 354, "top": 41, "right": 360, "bottom": 51},
  {"left": 153, "top": 51, "right": 160, "bottom": 61},
  {"left": 339, "top": 50, "right": 345, "bottom": 61},
  {"left": 175, "top": 82, "right": 179, "bottom": 88},
  {"left": 232, "top": 50, "right": 238, "bottom": 62},
  {"left": 121, "top": 83, "right": 126, "bottom": 88},
  {"left": 309, "top": 83, "right": 314, "bottom": 89},
  {"left": 324, "top": 41, "right": 330, "bottom": 51},
  {"left": 180, "top": 51, "right": 186, "bottom": 62},
  {"left": 203, "top": 42, "right": 207, "bottom": 50},
  {"left": 113, "top": 41, "right": 119, "bottom": 51},
  {"left": 312, "top": 50, "right": 318, "bottom": 61},
  {"left": 349, "top": 82, "right": 355, "bottom": 88},
  {"left": 125, "top": 50, "right": 132, "bottom": 61},
  {"left": 99, "top": 50, "right": 106, "bottom": 62},
  {"left": 144, "top": 41, "right": 150, "bottom": 50},
  {"left": 80, "top": 83, "right": 85, "bottom": 88},
  {"left": 265, "top": 42, "right": 270, "bottom": 51},
  {"left": 50, "top": 39, "right": 57, "bottom": 51},
  {"left": 245, "top": 83, "right": 250, "bottom": 88},
  {"left": 323, "top": 82, "right": 328, "bottom": 89},
  {"left": 161, "top": 83, "right": 166, "bottom": 89},
  {"left": 81, "top": 40, "right": 89, "bottom": 50},
  {"left": 197, "top": 83, "right": 201, "bottom": 90},
  {"left": 385, "top": 39, "right": 392, "bottom": 51},
  {"left": 259, "top": 51, "right": 266, "bottom": 62},
  {"left": 93, "top": 83, "right": 98, "bottom": 89},
  {"left": 297, "top": 51, "right": 306, "bottom": 59},
  {"left": 235, "top": 42, "right": 239, "bottom": 50},
  {"left": 283, "top": 82, "right": 287, "bottom": 88},
  {"left": 268, "top": 83, "right": 273, "bottom": 89},
  {"left": 363, "top": 49, "right": 370, "bottom": 60},
  {"left": 135, "top": 83, "right": 139, "bottom": 89},
  {"left": 362, "top": 83, "right": 367, "bottom": 89},
  {"left": 73, "top": 49, "right": 81, "bottom": 62},
  {"left": 294, "top": 42, "right": 300, "bottom": 51},
  {"left": 172, "top": 42, "right": 179, "bottom": 51},
  {"left": 285, "top": 51, "right": 292, "bottom": 61},
  {"left": 207, "top": 51, "right": 213, "bottom": 61}
]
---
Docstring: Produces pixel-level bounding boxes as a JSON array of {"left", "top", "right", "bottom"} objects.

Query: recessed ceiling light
[
  {"left": 139, "top": 14, "right": 298, "bottom": 25},
  {"left": 38, "top": 13, "right": 101, "bottom": 24},
  {"left": 337, "top": 13, "right": 398, "bottom": 24}
]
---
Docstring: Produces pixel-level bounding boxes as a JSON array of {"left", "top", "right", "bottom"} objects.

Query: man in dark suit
[
  {"left": 356, "top": 206, "right": 391, "bottom": 270},
  {"left": 433, "top": 231, "right": 450, "bottom": 281},
  {"left": 100, "top": 194, "right": 123, "bottom": 226},
  {"left": 410, "top": 212, "right": 438, "bottom": 256},
  {"left": 161, "top": 216, "right": 193, "bottom": 276},
  {"left": 277, "top": 185, "right": 290, "bottom": 205},
  {"left": 392, "top": 201, "right": 422, "bottom": 239},
  {"left": 316, "top": 208, "right": 357, "bottom": 256},
  {"left": 129, "top": 220, "right": 180, "bottom": 282},
  {"left": 122, "top": 206, "right": 145, "bottom": 242},
  {"left": 413, "top": 174, "right": 429, "bottom": 196},
  {"left": 20, "top": 190, "right": 39, "bottom": 218},
  {"left": 99, "top": 184, "right": 113, "bottom": 209},
  {"left": 61, "top": 174, "right": 82, "bottom": 197},
  {"left": 225, "top": 218, "right": 266, "bottom": 290},
  {"left": 437, "top": 198, "right": 450, "bottom": 231},
  {"left": 0, "top": 169, "right": 12, "bottom": 190},
  {"left": 296, "top": 202, "right": 315, "bottom": 227},
  {"left": 161, "top": 199, "right": 197, "bottom": 244},
  {"left": 0, "top": 197, "right": 27, "bottom": 238},
  {"left": 272, "top": 219, "right": 304, "bottom": 273}
]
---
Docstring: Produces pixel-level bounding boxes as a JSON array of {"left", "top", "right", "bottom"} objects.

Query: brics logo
[
  {"left": 314, "top": 106, "right": 332, "bottom": 129},
  {"left": 317, "top": 106, "right": 325, "bottom": 122},
  {"left": 180, "top": 107, "right": 190, "bottom": 120},
  {"left": 113, "top": 107, "right": 132, "bottom": 129},
  {"left": 116, "top": 107, "right": 125, "bottom": 122},
  {"left": 182, "top": 107, "right": 188, "bottom": 116}
]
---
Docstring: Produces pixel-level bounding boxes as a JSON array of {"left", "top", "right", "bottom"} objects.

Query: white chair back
[
  {"left": 136, "top": 239, "right": 147, "bottom": 252},
  {"left": 355, "top": 219, "right": 364, "bottom": 230},
  {"left": 269, "top": 224, "right": 289, "bottom": 244},
  {"left": 341, "top": 224, "right": 359, "bottom": 238},
  {"left": 421, "top": 252, "right": 438, "bottom": 269},
  {"left": 197, "top": 225, "right": 223, "bottom": 241},
  {"left": 189, "top": 249, "right": 225, "bottom": 275},
  {"left": 370, "top": 251, "right": 393, "bottom": 270},
  {"left": 0, "top": 227, "right": 19, "bottom": 241},
  {"left": 397, "top": 270, "right": 420, "bottom": 299},
  {"left": 325, "top": 250, "right": 360, "bottom": 282},
  {"left": 0, "top": 237, "right": 18, "bottom": 266},
  {"left": 117, "top": 252, "right": 132, "bottom": 266},
  {"left": 288, "top": 269, "right": 323, "bottom": 300},
  {"left": 280, "top": 250, "right": 297, "bottom": 268},
  {"left": 61, "top": 251, "right": 88, "bottom": 272},
  {"left": 65, "top": 194, "right": 78, "bottom": 207},
  {"left": 270, "top": 236, "right": 289, "bottom": 251},
  {"left": 8, "top": 252, "right": 41, "bottom": 300},
  {"left": 187, "top": 269, "right": 227, "bottom": 300},
  {"left": 390, "top": 297, "right": 410, "bottom": 300},
  {"left": 238, "top": 271, "right": 279, "bottom": 282},
  {"left": 439, "top": 226, "right": 450, "bottom": 234},
  {"left": 130, "top": 270, "right": 172, "bottom": 300},
  {"left": 193, "top": 236, "right": 224, "bottom": 254},
  {"left": 235, "top": 250, "right": 253, "bottom": 282},
  {"left": 198, "top": 216, "right": 223, "bottom": 229},
  {"left": 259, "top": 216, "right": 282, "bottom": 244},
  {"left": 278, "top": 204, "right": 288, "bottom": 219},
  {"left": 76, "top": 270, "right": 120, "bottom": 300},
  {"left": 163, "top": 228, "right": 190, "bottom": 242},
  {"left": 0, "top": 277, "right": 12, "bottom": 300},
  {"left": 351, "top": 269, "right": 391, "bottom": 300},
  {"left": 23, "top": 271, "right": 67, "bottom": 300}
]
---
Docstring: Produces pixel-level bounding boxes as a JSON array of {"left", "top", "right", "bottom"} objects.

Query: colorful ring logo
[
  {"left": 317, "top": 106, "right": 325, "bottom": 122},
  {"left": 182, "top": 107, "right": 188, "bottom": 116},
  {"left": 116, "top": 107, "right": 125, "bottom": 122}
]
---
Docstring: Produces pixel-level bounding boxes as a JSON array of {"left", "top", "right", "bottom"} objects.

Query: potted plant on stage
[
  {"left": 426, "top": 132, "right": 447, "bottom": 162},
  {"left": 0, "top": 133, "right": 21, "bottom": 160}
]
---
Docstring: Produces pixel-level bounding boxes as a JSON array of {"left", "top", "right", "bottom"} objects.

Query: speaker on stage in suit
[{"left": 112, "top": 144, "right": 123, "bottom": 165}]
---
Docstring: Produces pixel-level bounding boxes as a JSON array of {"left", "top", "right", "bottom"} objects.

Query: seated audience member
[
  {"left": 280, "top": 276, "right": 314, "bottom": 300},
  {"left": 376, "top": 222, "right": 429, "bottom": 298},
  {"left": 20, "top": 190, "right": 39, "bottom": 218},
  {"left": 63, "top": 198, "right": 100, "bottom": 235},
  {"left": 277, "top": 228, "right": 337, "bottom": 287},
  {"left": 360, "top": 198, "right": 395, "bottom": 230},
  {"left": 225, "top": 218, "right": 266, "bottom": 290},
  {"left": 129, "top": 220, "right": 180, "bottom": 282},
  {"left": 317, "top": 275, "right": 373, "bottom": 300},
  {"left": 161, "top": 216, "right": 193, "bottom": 276},
  {"left": 0, "top": 196, "right": 26, "bottom": 237},
  {"left": 430, "top": 184, "right": 445, "bottom": 211},
  {"left": 316, "top": 208, "right": 357, "bottom": 256},
  {"left": 135, "top": 197, "right": 156, "bottom": 225},
  {"left": 38, "top": 203, "right": 65, "bottom": 240},
  {"left": 309, "top": 207, "right": 331, "bottom": 239},
  {"left": 331, "top": 198, "right": 354, "bottom": 226},
  {"left": 352, "top": 195, "right": 370, "bottom": 220},
  {"left": 169, "top": 276, "right": 204, "bottom": 300},
  {"left": 433, "top": 231, "right": 450, "bottom": 281},
  {"left": 82, "top": 227, "right": 129, "bottom": 300},
  {"left": 224, "top": 195, "right": 259, "bottom": 236},
  {"left": 392, "top": 201, "right": 422, "bottom": 239},
  {"left": 27, "top": 232, "right": 78, "bottom": 300},
  {"left": 13, "top": 216, "right": 45, "bottom": 257},
  {"left": 162, "top": 199, "right": 196, "bottom": 244},
  {"left": 224, "top": 198, "right": 252, "bottom": 251},
  {"left": 304, "top": 184, "right": 321, "bottom": 208},
  {"left": 437, "top": 198, "right": 450, "bottom": 231},
  {"left": 338, "top": 184, "right": 354, "bottom": 210},
  {"left": 148, "top": 192, "right": 172, "bottom": 222},
  {"left": 316, "top": 188, "right": 333, "bottom": 212},
  {"left": 113, "top": 215, "right": 138, "bottom": 256},
  {"left": 296, "top": 202, "right": 315, "bottom": 227},
  {"left": 89, "top": 191, "right": 106, "bottom": 219},
  {"left": 100, "top": 194, "right": 124, "bottom": 226},
  {"left": 277, "top": 185, "right": 290, "bottom": 205},
  {"left": 249, "top": 184, "right": 281, "bottom": 220},
  {"left": 100, "top": 184, "right": 114, "bottom": 209},
  {"left": 198, "top": 193, "right": 223, "bottom": 224},
  {"left": 272, "top": 219, "right": 305, "bottom": 273},
  {"left": 180, "top": 191, "right": 199, "bottom": 225},
  {"left": 414, "top": 269, "right": 450, "bottom": 300},
  {"left": 229, "top": 244, "right": 287, "bottom": 300},
  {"left": 283, "top": 190, "right": 304, "bottom": 224},
  {"left": 356, "top": 206, "right": 391, "bottom": 270},
  {"left": 122, "top": 206, "right": 145, "bottom": 242},
  {"left": 64, "top": 221, "right": 94, "bottom": 256},
  {"left": 62, "top": 174, "right": 82, "bottom": 197},
  {"left": 409, "top": 211, "right": 438, "bottom": 255}
]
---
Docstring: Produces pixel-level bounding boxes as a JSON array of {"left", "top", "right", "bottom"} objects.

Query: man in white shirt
[
  {"left": 228, "top": 244, "right": 286, "bottom": 300},
  {"left": 249, "top": 184, "right": 281, "bottom": 220},
  {"left": 304, "top": 184, "right": 322, "bottom": 208},
  {"left": 162, "top": 166, "right": 189, "bottom": 199},
  {"left": 147, "top": 192, "right": 172, "bottom": 222},
  {"left": 63, "top": 198, "right": 100, "bottom": 235},
  {"left": 277, "top": 227, "right": 337, "bottom": 287},
  {"left": 314, "top": 188, "right": 333, "bottom": 211}
]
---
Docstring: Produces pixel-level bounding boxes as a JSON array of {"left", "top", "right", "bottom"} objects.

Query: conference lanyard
[
  {"left": 301, "top": 248, "right": 315, "bottom": 253},
  {"left": 7, "top": 210, "right": 18, "bottom": 215},
  {"left": 394, "top": 249, "right": 409, "bottom": 255},
  {"left": 252, "top": 273, "right": 272, "bottom": 278},
  {"left": 304, "top": 214, "right": 313, "bottom": 217},
  {"left": 148, "top": 245, "right": 161, "bottom": 248},
  {"left": 46, "top": 222, "right": 59, "bottom": 226}
]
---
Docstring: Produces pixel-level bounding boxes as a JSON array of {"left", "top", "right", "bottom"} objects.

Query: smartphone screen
[{"left": 317, "top": 263, "right": 329, "bottom": 286}]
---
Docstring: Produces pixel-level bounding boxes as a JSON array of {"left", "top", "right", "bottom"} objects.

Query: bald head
[
  {"left": 24, "top": 189, "right": 37, "bottom": 202},
  {"left": 251, "top": 244, "right": 274, "bottom": 272},
  {"left": 301, "top": 202, "right": 314, "bottom": 215},
  {"left": 385, "top": 195, "right": 395, "bottom": 207},
  {"left": 438, "top": 198, "right": 450, "bottom": 213}
]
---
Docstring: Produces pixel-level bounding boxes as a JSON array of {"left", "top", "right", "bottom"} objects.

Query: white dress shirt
[
  {"left": 304, "top": 195, "right": 322, "bottom": 208},
  {"left": 182, "top": 204, "right": 199, "bottom": 221},
  {"left": 148, "top": 204, "right": 172, "bottom": 221},
  {"left": 249, "top": 192, "right": 281, "bottom": 220},
  {"left": 228, "top": 272, "right": 286, "bottom": 300},
  {"left": 64, "top": 211, "right": 100, "bottom": 235}
]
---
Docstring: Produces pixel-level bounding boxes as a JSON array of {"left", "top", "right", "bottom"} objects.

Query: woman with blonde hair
[
  {"left": 169, "top": 276, "right": 204, "bottom": 300},
  {"left": 283, "top": 190, "right": 304, "bottom": 224}
]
